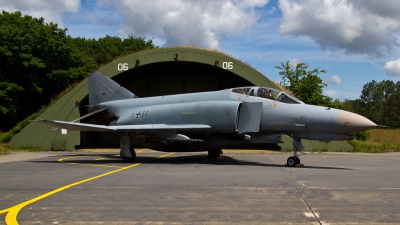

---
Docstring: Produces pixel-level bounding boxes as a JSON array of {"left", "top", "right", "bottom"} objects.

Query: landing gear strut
[
  {"left": 287, "top": 138, "right": 304, "bottom": 167},
  {"left": 207, "top": 149, "right": 223, "bottom": 159},
  {"left": 120, "top": 132, "right": 136, "bottom": 163}
]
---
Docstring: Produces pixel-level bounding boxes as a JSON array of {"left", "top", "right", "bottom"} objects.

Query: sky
[{"left": 2, "top": 0, "right": 400, "bottom": 100}]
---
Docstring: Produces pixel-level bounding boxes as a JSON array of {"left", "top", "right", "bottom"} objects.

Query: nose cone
[{"left": 338, "top": 111, "right": 377, "bottom": 134}]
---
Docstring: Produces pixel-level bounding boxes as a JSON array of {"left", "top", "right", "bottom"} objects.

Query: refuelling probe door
[{"left": 237, "top": 102, "right": 263, "bottom": 134}]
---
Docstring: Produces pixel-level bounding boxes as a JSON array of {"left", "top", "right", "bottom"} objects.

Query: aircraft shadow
[{"left": 30, "top": 153, "right": 352, "bottom": 170}]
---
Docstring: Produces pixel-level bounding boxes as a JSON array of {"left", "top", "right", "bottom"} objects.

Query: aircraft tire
[
  {"left": 287, "top": 156, "right": 296, "bottom": 167},
  {"left": 295, "top": 156, "right": 300, "bottom": 164},
  {"left": 207, "top": 150, "right": 221, "bottom": 159},
  {"left": 122, "top": 149, "right": 136, "bottom": 163},
  {"left": 122, "top": 157, "right": 134, "bottom": 163}
]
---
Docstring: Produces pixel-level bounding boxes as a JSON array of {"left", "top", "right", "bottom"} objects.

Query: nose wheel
[
  {"left": 287, "top": 156, "right": 300, "bottom": 167},
  {"left": 286, "top": 137, "right": 304, "bottom": 167}
]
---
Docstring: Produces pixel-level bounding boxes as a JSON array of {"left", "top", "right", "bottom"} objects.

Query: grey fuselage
[{"left": 95, "top": 88, "right": 368, "bottom": 151}]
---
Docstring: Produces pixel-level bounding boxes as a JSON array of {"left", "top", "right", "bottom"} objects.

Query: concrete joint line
[
  {"left": 296, "top": 187, "right": 323, "bottom": 225},
  {"left": 266, "top": 155, "right": 308, "bottom": 188}
]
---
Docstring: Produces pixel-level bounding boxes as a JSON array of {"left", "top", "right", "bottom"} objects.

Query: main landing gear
[
  {"left": 286, "top": 138, "right": 304, "bottom": 167},
  {"left": 207, "top": 149, "right": 223, "bottom": 159},
  {"left": 120, "top": 132, "right": 136, "bottom": 163}
]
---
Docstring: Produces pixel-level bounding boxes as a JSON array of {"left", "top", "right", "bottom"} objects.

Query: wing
[{"left": 30, "top": 119, "right": 211, "bottom": 132}]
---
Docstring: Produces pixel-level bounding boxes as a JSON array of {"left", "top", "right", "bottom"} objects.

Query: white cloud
[
  {"left": 324, "top": 90, "right": 353, "bottom": 100},
  {"left": 0, "top": 0, "right": 80, "bottom": 27},
  {"left": 326, "top": 75, "right": 343, "bottom": 85},
  {"left": 289, "top": 57, "right": 301, "bottom": 67},
  {"left": 278, "top": 0, "right": 400, "bottom": 58},
  {"left": 234, "top": 0, "right": 270, "bottom": 8},
  {"left": 0, "top": 0, "right": 270, "bottom": 48},
  {"left": 384, "top": 58, "right": 400, "bottom": 76},
  {"left": 104, "top": 0, "right": 269, "bottom": 48},
  {"left": 257, "top": 52, "right": 274, "bottom": 60},
  {"left": 325, "top": 90, "right": 339, "bottom": 97}
]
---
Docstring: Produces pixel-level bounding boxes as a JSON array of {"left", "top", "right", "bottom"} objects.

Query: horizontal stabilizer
[
  {"left": 31, "top": 119, "right": 211, "bottom": 132},
  {"left": 52, "top": 108, "right": 109, "bottom": 131},
  {"left": 70, "top": 108, "right": 108, "bottom": 123}
]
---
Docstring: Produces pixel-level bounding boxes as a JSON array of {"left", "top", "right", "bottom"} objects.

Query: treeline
[
  {"left": 343, "top": 80, "right": 400, "bottom": 127},
  {"left": 276, "top": 62, "right": 400, "bottom": 128},
  {"left": 0, "top": 11, "right": 156, "bottom": 132}
]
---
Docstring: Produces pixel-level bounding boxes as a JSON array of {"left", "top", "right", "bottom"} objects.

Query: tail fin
[{"left": 88, "top": 73, "right": 137, "bottom": 105}]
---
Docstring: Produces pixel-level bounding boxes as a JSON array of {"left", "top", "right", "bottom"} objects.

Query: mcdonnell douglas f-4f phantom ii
[{"left": 32, "top": 73, "right": 377, "bottom": 166}]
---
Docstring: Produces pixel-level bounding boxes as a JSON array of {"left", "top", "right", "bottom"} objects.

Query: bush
[{"left": 353, "top": 131, "right": 371, "bottom": 141}]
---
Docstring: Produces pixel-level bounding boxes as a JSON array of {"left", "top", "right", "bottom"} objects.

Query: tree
[
  {"left": 70, "top": 35, "right": 156, "bottom": 67},
  {"left": 0, "top": 11, "right": 97, "bottom": 131},
  {"left": 330, "top": 99, "right": 344, "bottom": 109},
  {"left": 0, "top": 11, "right": 158, "bottom": 132},
  {"left": 384, "top": 90, "right": 400, "bottom": 127},
  {"left": 382, "top": 81, "right": 400, "bottom": 127},
  {"left": 359, "top": 80, "right": 396, "bottom": 125},
  {"left": 276, "top": 61, "right": 331, "bottom": 106}
]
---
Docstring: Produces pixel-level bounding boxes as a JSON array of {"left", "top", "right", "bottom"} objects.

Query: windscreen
[
  {"left": 257, "top": 88, "right": 303, "bottom": 104},
  {"left": 231, "top": 87, "right": 303, "bottom": 104},
  {"left": 276, "top": 92, "right": 303, "bottom": 104}
]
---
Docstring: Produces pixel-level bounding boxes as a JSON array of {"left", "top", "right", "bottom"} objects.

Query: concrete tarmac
[{"left": 1, "top": 150, "right": 400, "bottom": 225}]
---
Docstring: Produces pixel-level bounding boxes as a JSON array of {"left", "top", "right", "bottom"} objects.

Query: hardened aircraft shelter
[{"left": 8, "top": 47, "right": 352, "bottom": 151}]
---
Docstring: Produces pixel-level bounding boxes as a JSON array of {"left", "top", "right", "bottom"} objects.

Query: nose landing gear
[
  {"left": 286, "top": 137, "right": 304, "bottom": 167},
  {"left": 287, "top": 156, "right": 300, "bottom": 167}
]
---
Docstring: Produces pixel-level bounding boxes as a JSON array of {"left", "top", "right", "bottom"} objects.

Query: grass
[
  {"left": 349, "top": 129, "right": 400, "bottom": 153},
  {"left": 0, "top": 133, "right": 7, "bottom": 155},
  {"left": 0, "top": 143, "right": 42, "bottom": 155},
  {"left": 1, "top": 132, "right": 41, "bottom": 154}
]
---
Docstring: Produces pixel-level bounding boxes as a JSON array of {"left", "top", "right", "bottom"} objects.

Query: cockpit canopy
[{"left": 231, "top": 87, "right": 304, "bottom": 104}]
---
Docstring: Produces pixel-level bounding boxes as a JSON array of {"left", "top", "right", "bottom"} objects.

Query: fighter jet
[{"left": 32, "top": 73, "right": 377, "bottom": 166}]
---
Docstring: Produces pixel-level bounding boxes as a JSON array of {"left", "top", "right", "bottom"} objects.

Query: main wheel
[
  {"left": 122, "top": 157, "right": 134, "bottom": 163},
  {"left": 295, "top": 156, "right": 300, "bottom": 164},
  {"left": 122, "top": 149, "right": 136, "bottom": 163},
  {"left": 207, "top": 150, "right": 221, "bottom": 159},
  {"left": 287, "top": 156, "right": 296, "bottom": 167}
]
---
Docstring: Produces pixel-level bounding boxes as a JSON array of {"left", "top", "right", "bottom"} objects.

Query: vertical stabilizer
[{"left": 88, "top": 73, "right": 137, "bottom": 105}]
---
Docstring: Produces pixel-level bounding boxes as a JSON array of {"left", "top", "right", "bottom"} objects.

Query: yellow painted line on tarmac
[
  {"left": 94, "top": 157, "right": 106, "bottom": 160},
  {"left": 76, "top": 164, "right": 122, "bottom": 169},
  {"left": 0, "top": 152, "right": 175, "bottom": 225},
  {"left": 58, "top": 156, "right": 84, "bottom": 162},
  {"left": 58, "top": 156, "right": 120, "bottom": 168},
  {"left": 56, "top": 150, "right": 145, "bottom": 169}
]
